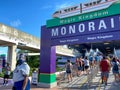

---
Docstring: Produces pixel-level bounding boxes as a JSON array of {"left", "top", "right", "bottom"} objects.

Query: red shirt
[{"left": 100, "top": 59, "right": 110, "bottom": 72}]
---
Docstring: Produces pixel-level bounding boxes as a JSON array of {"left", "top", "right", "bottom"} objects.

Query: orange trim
[{"left": 83, "top": 0, "right": 116, "bottom": 9}]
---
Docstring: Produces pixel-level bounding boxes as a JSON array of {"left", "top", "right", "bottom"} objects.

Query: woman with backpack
[{"left": 111, "top": 57, "right": 120, "bottom": 83}]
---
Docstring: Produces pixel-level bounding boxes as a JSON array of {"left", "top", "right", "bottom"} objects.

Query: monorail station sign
[
  {"left": 39, "top": 0, "right": 120, "bottom": 88},
  {"left": 50, "top": 15, "right": 120, "bottom": 45},
  {"left": 51, "top": 15, "right": 119, "bottom": 38}
]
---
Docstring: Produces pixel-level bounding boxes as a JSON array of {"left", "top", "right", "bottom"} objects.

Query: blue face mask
[
  {"left": 17, "top": 53, "right": 26, "bottom": 65},
  {"left": 18, "top": 59, "right": 24, "bottom": 65}
]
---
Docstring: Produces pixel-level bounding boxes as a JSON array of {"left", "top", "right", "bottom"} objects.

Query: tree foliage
[
  {"left": 17, "top": 49, "right": 40, "bottom": 68},
  {"left": 26, "top": 56, "right": 39, "bottom": 68}
]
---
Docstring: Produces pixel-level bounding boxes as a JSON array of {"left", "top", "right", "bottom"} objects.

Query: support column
[
  {"left": 7, "top": 45, "right": 17, "bottom": 71},
  {"left": 38, "top": 26, "right": 57, "bottom": 88}
]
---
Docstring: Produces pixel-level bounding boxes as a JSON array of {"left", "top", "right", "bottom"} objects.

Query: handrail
[{"left": 87, "top": 65, "right": 99, "bottom": 87}]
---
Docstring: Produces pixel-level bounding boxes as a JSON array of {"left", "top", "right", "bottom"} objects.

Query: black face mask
[{"left": 18, "top": 59, "right": 24, "bottom": 65}]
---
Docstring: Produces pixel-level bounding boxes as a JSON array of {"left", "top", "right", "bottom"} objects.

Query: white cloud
[{"left": 10, "top": 19, "right": 21, "bottom": 27}]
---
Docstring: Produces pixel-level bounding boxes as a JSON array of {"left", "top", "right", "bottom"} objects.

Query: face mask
[
  {"left": 18, "top": 59, "right": 24, "bottom": 65},
  {"left": 17, "top": 53, "right": 26, "bottom": 65}
]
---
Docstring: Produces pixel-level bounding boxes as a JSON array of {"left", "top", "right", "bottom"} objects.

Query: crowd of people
[
  {"left": 2, "top": 52, "right": 120, "bottom": 89},
  {"left": 64, "top": 54, "right": 120, "bottom": 86}
]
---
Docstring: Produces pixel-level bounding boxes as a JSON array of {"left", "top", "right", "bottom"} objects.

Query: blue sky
[{"left": 0, "top": 0, "right": 88, "bottom": 38}]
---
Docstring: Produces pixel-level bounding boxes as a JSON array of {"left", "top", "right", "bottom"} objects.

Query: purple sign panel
[
  {"left": 51, "top": 31, "right": 120, "bottom": 46},
  {"left": 50, "top": 15, "right": 120, "bottom": 39},
  {"left": 40, "top": 26, "right": 56, "bottom": 73}
]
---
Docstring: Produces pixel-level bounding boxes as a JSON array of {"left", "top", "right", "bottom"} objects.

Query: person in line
[
  {"left": 106, "top": 56, "right": 111, "bottom": 62},
  {"left": 99, "top": 54, "right": 103, "bottom": 62},
  {"left": 99, "top": 56, "right": 111, "bottom": 85},
  {"left": 111, "top": 57, "right": 120, "bottom": 84},
  {"left": 3, "top": 63, "right": 11, "bottom": 85},
  {"left": 75, "top": 57, "right": 82, "bottom": 76},
  {"left": 12, "top": 53, "right": 30, "bottom": 90},
  {"left": 65, "top": 59, "right": 73, "bottom": 83},
  {"left": 95, "top": 55, "right": 100, "bottom": 66},
  {"left": 84, "top": 56, "right": 90, "bottom": 74},
  {"left": 72, "top": 61, "right": 78, "bottom": 77},
  {"left": 89, "top": 55, "right": 94, "bottom": 69},
  {"left": 81, "top": 57, "right": 85, "bottom": 74}
]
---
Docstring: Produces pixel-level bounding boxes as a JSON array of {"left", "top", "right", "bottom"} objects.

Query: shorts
[
  {"left": 85, "top": 66, "right": 89, "bottom": 69},
  {"left": 101, "top": 72, "right": 109, "bottom": 78},
  {"left": 14, "top": 79, "right": 30, "bottom": 90},
  {"left": 4, "top": 75, "right": 10, "bottom": 79},
  {"left": 78, "top": 66, "right": 83, "bottom": 71},
  {"left": 66, "top": 70, "right": 72, "bottom": 74},
  {"left": 112, "top": 70, "right": 119, "bottom": 74}
]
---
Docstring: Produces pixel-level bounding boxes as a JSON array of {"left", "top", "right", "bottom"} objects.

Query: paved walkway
[{"left": 0, "top": 70, "right": 120, "bottom": 90}]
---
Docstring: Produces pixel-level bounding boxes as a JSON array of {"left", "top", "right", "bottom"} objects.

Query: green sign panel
[{"left": 47, "top": 1, "right": 120, "bottom": 27}]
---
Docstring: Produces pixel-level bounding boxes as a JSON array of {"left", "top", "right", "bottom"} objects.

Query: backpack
[{"left": 113, "top": 62, "right": 119, "bottom": 71}]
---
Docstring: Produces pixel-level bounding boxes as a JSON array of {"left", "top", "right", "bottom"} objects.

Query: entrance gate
[{"left": 39, "top": 0, "right": 120, "bottom": 88}]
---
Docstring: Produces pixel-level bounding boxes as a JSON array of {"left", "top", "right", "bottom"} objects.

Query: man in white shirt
[{"left": 13, "top": 53, "right": 30, "bottom": 90}]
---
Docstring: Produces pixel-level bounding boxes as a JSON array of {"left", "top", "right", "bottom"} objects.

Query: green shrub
[
  {"left": 0, "top": 69, "right": 13, "bottom": 79},
  {"left": 0, "top": 72, "right": 4, "bottom": 78}
]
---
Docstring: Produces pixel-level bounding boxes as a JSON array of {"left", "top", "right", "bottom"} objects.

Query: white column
[{"left": 7, "top": 45, "right": 17, "bottom": 71}]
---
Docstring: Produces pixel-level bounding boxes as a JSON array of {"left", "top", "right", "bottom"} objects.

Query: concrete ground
[{"left": 0, "top": 70, "right": 120, "bottom": 90}]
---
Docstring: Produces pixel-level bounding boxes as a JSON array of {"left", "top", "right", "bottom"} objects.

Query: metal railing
[
  {"left": 56, "top": 64, "right": 100, "bottom": 88},
  {"left": 87, "top": 65, "right": 99, "bottom": 87}
]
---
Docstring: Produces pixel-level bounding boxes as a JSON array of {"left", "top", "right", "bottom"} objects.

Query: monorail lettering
[{"left": 51, "top": 15, "right": 120, "bottom": 38}]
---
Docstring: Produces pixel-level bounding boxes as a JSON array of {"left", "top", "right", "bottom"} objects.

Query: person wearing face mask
[{"left": 12, "top": 53, "right": 30, "bottom": 90}]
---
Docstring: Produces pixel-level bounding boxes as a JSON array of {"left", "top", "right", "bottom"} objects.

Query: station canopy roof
[{"left": 68, "top": 40, "right": 120, "bottom": 55}]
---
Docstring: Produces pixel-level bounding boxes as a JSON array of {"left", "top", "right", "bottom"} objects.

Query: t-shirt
[
  {"left": 95, "top": 56, "right": 100, "bottom": 62},
  {"left": 84, "top": 59, "right": 89, "bottom": 66},
  {"left": 99, "top": 55, "right": 103, "bottom": 61},
  {"left": 89, "top": 56, "right": 94, "bottom": 62},
  {"left": 76, "top": 60, "right": 82, "bottom": 67},
  {"left": 5, "top": 66, "right": 11, "bottom": 75},
  {"left": 100, "top": 59, "right": 110, "bottom": 72},
  {"left": 13, "top": 62, "right": 30, "bottom": 82}
]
